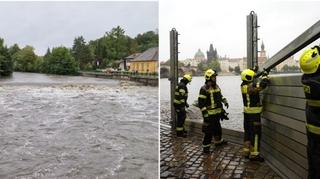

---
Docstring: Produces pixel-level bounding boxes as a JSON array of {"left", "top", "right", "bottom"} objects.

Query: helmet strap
[{"left": 312, "top": 45, "right": 320, "bottom": 54}]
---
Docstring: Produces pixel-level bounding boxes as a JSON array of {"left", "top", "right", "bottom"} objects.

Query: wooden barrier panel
[{"left": 261, "top": 74, "right": 308, "bottom": 179}]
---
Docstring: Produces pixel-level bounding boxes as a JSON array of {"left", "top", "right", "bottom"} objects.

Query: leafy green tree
[
  {"left": 8, "top": 43, "right": 20, "bottom": 56},
  {"left": 229, "top": 66, "right": 234, "bottom": 72},
  {"left": 127, "top": 37, "right": 139, "bottom": 54},
  {"left": 207, "top": 60, "right": 221, "bottom": 72},
  {"left": 0, "top": 38, "right": 13, "bottom": 76},
  {"left": 135, "top": 31, "right": 158, "bottom": 52},
  {"left": 105, "top": 26, "right": 129, "bottom": 64},
  {"left": 14, "top": 45, "right": 38, "bottom": 72},
  {"left": 72, "top": 36, "right": 94, "bottom": 70},
  {"left": 197, "top": 61, "right": 207, "bottom": 73},
  {"left": 44, "top": 46, "right": 78, "bottom": 75},
  {"left": 234, "top": 65, "right": 241, "bottom": 74}
]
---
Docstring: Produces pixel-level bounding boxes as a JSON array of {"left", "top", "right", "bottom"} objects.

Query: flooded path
[{"left": 0, "top": 72, "right": 158, "bottom": 178}]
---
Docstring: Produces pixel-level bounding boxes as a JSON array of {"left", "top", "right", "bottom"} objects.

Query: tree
[
  {"left": 197, "top": 61, "right": 207, "bottom": 73},
  {"left": 8, "top": 43, "right": 20, "bottom": 56},
  {"left": 14, "top": 45, "right": 38, "bottom": 72},
  {"left": 72, "top": 36, "right": 94, "bottom": 70},
  {"left": 229, "top": 66, "right": 234, "bottom": 72},
  {"left": 0, "top": 38, "right": 13, "bottom": 76},
  {"left": 234, "top": 65, "right": 241, "bottom": 74},
  {"left": 282, "top": 64, "right": 289, "bottom": 72},
  {"left": 135, "top": 31, "right": 158, "bottom": 52},
  {"left": 207, "top": 60, "right": 221, "bottom": 72},
  {"left": 44, "top": 46, "right": 78, "bottom": 75},
  {"left": 105, "top": 26, "right": 129, "bottom": 64}
]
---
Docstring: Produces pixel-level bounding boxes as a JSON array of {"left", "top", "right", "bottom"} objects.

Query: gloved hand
[
  {"left": 261, "top": 75, "right": 270, "bottom": 86},
  {"left": 252, "top": 66, "right": 259, "bottom": 72},
  {"left": 220, "top": 111, "right": 229, "bottom": 121},
  {"left": 261, "top": 70, "right": 269, "bottom": 77},
  {"left": 186, "top": 103, "right": 189, "bottom": 108},
  {"left": 222, "top": 98, "right": 229, "bottom": 109}
]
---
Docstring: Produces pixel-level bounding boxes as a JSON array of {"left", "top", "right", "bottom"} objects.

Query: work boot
[
  {"left": 203, "top": 147, "right": 211, "bottom": 154},
  {"left": 249, "top": 155, "right": 265, "bottom": 162},
  {"left": 214, "top": 139, "right": 228, "bottom": 147},
  {"left": 183, "top": 129, "right": 188, "bottom": 135},
  {"left": 176, "top": 131, "right": 187, "bottom": 138}
]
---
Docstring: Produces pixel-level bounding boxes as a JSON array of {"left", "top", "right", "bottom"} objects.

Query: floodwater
[
  {"left": 160, "top": 76, "right": 244, "bottom": 131},
  {"left": 0, "top": 72, "right": 158, "bottom": 179}
]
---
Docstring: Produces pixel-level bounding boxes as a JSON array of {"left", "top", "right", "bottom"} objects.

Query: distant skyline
[
  {"left": 0, "top": 1, "right": 158, "bottom": 56},
  {"left": 159, "top": 0, "right": 320, "bottom": 61}
]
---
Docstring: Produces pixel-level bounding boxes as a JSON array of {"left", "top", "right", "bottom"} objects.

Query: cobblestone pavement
[{"left": 160, "top": 102, "right": 281, "bottom": 179}]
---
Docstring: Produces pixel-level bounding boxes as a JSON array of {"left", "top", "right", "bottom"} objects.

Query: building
[
  {"left": 207, "top": 44, "right": 218, "bottom": 63},
  {"left": 194, "top": 49, "right": 206, "bottom": 62},
  {"left": 258, "top": 41, "right": 267, "bottom": 68},
  {"left": 182, "top": 49, "right": 206, "bottom": 67},
  {"left": 276, "top": 56, "right": 299, "bottom": 72},
  {"left": 130, "top": 47, "right": 158, "bottom": 73},
  {"left": 118, "top": 53, "right": 141, "bottom": 71},
  {"left": 219, "top": 57, "right": 245, "bottom": 72}
]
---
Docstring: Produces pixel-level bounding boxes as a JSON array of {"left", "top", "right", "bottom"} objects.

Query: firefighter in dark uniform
[
  {"left": 299, "top": 46, "right": 320, "bottom": 179},
  {"left": 198, "top": 69, "right": 229, "bottom": 154},
  {"left": 174, "top": 74, "right": 192, "bottom": 137},
  {"left": 240, "top": 68, "right": 269, "bottom": 162}
]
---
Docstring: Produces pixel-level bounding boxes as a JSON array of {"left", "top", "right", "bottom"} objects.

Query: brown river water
[{"left": 0, "top": 72, "right": 158, "bottom": 179}]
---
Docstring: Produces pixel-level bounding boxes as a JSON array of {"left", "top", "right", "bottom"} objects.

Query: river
[
  {"left": 161, "top": 75, "right": 244, "bottom": 131},
  {"left": 0, "top": 72, "right": 158, "bottom": 179}
]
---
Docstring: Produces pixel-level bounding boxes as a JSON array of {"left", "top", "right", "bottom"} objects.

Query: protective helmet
[
  {"left": 241, "top": 69, "right": 255, "bottom": 82},
  {"left": 299, "top": 46, "right": 320, "bottom": 74},
  {"left": 183, "top": 74, "right": 192, "bottom": 82},
  {"left": 204, "top": 69, "right": 217, "bottom": 81}
]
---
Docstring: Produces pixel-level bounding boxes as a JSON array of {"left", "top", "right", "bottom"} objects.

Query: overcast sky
[
  {"left": 159, "top": 0, "right": 320, "bottom": 61},
  {"left": 0, "top": 1, "right": 158, "bottom": 56}
]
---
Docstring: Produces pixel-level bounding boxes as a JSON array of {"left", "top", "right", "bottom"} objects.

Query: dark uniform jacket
[
  {"left": 241, "top": 77, "right": 268, "bottom": 114},
  {"left": 198, "top": 84, "right": 225, "bottom": 118},
  {"left": 302, "top": 73, "right": 320, "bottom": 134},
  {"left": 173, "top": 81, "right": 188, "bottom": 109}
]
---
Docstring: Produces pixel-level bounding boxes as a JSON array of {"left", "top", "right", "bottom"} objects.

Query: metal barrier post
[
  {"left": 170, "top": 28, "right": 179, "bottom": 130},
  {"left": 247, "top": 11, "right": 259, "bottom": 69}
]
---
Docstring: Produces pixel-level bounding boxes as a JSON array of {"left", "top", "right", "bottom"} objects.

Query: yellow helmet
[
  {"left": 183, "top": 74, "right": 192, "bottom": 82},
  {"left": 204, "top": 69, "right": 217, "bottom": 80},
  {"left": 299, "top": 46, "right": 320, "bottom": 74},
  {"left": 241, "top": 69, "right": 255, "bottom": 82}
]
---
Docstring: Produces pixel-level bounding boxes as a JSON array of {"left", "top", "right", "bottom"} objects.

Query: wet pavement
[{"left": 160, "top": 102, "right": 281, "bottom": 179}]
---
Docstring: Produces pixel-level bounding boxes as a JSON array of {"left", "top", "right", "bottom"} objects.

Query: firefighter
[
  {"left": 240, "top": 68, "right": 269, "bottom": 162},
  {"left": 174, "top": 74, "right": 192, "bottom": 137},
  {"left": 198, "top": 69, "right": 229, "bottom": 154},
  {"left": 299, "top": 45, "right": 320, "bottom": 179}
]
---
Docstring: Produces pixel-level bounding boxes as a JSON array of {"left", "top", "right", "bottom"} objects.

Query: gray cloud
[
  {"left": 0, "top": 1, "right": 158, "bottom": 55},
  {"left": 160, "top": 0, "right": 320, "bottom": 61}
]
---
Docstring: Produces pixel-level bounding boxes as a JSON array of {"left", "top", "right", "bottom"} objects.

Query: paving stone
[
  {"left": 232, "top": 173, "right": 242, "bottom": 178},
  {"left": 160, "top": 120, "right": 280, "bottom": 179}
]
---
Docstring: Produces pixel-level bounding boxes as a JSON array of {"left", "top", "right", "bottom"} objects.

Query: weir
[
  {"left": 79, "top": 71, "right": 158, "bottom": 86},
  {"left": 164, "top": 12, "right": 320, "bottom": 178}
]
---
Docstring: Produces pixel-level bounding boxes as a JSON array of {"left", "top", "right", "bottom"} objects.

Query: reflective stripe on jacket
[
  {"left": 241, "top": 81, "right": 262, "bottom": 114},
  {"left": 301, "top": 74, "right": 320, "bottom": 135},
  {"left": 174, "top": 81, "right": 188, "bottom": 108},
  {"left": 198, "top": 84, "right": 224, "bottom": 117}
]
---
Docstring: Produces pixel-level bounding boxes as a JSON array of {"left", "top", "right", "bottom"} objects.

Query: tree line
[{"left": 0, "top": 26, "right": 158, "bottom": 76}]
